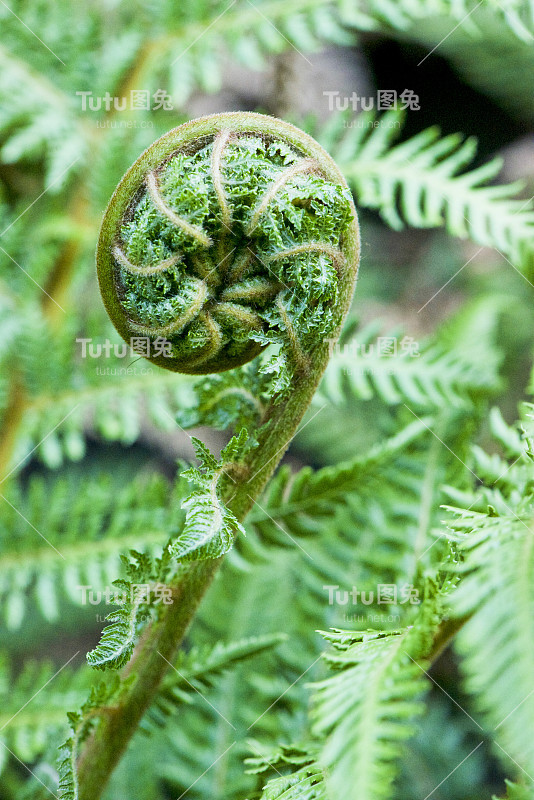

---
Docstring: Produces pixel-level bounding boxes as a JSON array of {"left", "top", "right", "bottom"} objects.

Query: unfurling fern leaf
[
  {"left": 55, "top": 110, "right": 360, "bottom": 800},
  {"left": 2, "top": 4, "right": 532, "bottom": 800}
]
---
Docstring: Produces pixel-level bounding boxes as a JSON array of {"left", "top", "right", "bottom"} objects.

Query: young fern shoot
[{"left": 69, "top": 112, "right": 360, "bottom": 799}]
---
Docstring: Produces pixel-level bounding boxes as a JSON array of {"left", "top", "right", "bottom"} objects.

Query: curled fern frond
[
  {"left": 97, "top": 112, "right": 358, "bottom": 388},
  {"left": 70, "top": 112, "right": 360, "bottom": 799}
]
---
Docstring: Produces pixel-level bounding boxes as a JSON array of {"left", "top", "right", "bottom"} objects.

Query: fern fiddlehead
[
  {"left": 97, "top": 112, "right": 356, "bottom": 381},
  {"left": 76, "top": 112, "right": 360, "bottom": 799}
]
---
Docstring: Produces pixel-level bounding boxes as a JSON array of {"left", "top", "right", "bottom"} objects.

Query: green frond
[
  {"left": 416, "top": 10, "right": 534, "bottom": 121},
  {"left": 446, "top": 500, "right": 534, "bottom": 778},
  {"left": 250, "top": 747, "right": 326, "bottom": 800},
  {"left": 139, "top": 614, "right": 298, "bottom": 798},
  {"left": 0, "top": 0, "right": 531, "bottom": 198},
  {"left": 319, "top": 314, "right": 502, "bottom": 410},
  {"left": 0, "top": 473, "right": 181, "bottom": 629},
  {"left": 146, "top": 633, "right": 286, "bottom": 730},
  {"left": 317, "top": 110, "right": 534, "bottom": 272},
  {"left": 4, "top": 314, "right": 195, "bottom": 470},
  {"left": 309, "top": 591, "right": 443, "bottom": 800},
  {"left": 246, "top": 588, "right": 445, "bottom": 800},
  {"left": 489, "top": 406, "right": 525, "bottom": 458},
  {"left": 87, "top": 550, "right": 175, "bottom": 670},
  {"left": 258, "top": 763, "right": 326, "bottom": 799},
  {"left": 177, "top": 439, "right": 441, "bottom": 795},
  {"left": 169, "top": 432, "right": 249, "bottom": 562},
  {"left": 0, "top": 45, "right": 85, "bottom": 189},
  {"left": 175, "top": 363, "right": 269, "bottom": 432},
  {"left": 442, "top": 402, "right": 532, "bottom": 514},
  {"left": 440, "top": 400, "right": 534, "bottom": 786},
  {"left": 134, "top": 0, "right": 359, "bottom": 107},
  {"left": 0, "top": 659, "right": 97, "bottom": 775},
  {"left": 362, "top": 0, "right": 534, "bottom": 43},
  {"left": 246, "top": 416, "right": 430, "bottom": 541}
]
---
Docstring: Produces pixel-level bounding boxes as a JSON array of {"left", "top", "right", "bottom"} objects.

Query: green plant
[
  {"left": 64, "top": 111, "right": 359, "bottom": 799},
  {"left": 2, "top": 3, "right": 534, "bottom": 800}
]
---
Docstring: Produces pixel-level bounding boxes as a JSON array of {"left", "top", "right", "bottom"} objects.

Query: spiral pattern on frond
[{"left": 98, "top": 117, "right": 355, "bottom": 375}]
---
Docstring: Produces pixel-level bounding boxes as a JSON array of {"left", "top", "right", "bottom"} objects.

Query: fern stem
[
  {"left": 75, "top": 329, "right": 353, "bottom": 798},
  {"left": 429, "top": 613, "right": 472, "bottom": 662}
]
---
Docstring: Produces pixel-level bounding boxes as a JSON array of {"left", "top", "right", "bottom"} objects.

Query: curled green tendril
[{"left": 97, "top": 112, "right": 357, "bottom": 378}]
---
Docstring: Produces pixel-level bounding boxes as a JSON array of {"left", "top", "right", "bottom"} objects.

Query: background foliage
[{"left": 0, "top": 0, "right": 534, "bottom": 798}]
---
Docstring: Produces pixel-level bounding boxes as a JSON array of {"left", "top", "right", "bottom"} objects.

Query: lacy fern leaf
[
  {"left": 446, "top": 504, "right": 534, "bottom": 779},
  {"left": 320, "top": 317, "right": 502, "bottom": 410},
  {"left": 318, "top": 110, "right": 534, "bottom": 272},
  {"left": 146, "top": 633, "right": 286, "bottom": 730},
  {"left": 0, "top": 473, "right": 180, "bottom": 629},
  {"left": 310, "top": 591, "right": 443, "bottom": 800},
  {"left": 250, "top": 748, "right": 326, "bottom": 800},
  {"left": 246, "top": 416, "right": 429, "bottom": 540},
  {"left": 442, "top": 401, "right": 534, "bottom": 779},
  {"left": 170, "top": 432, "right": 249, "bottom": 561},
  {"left": 87, "top": 550, "right": 174, "bottom": 671},
  {"left": 175, "top": 363, "right": 269, "bottom": 432},
  {"left": 0, "top": 659, "right": 95, "bottom": 776}
]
